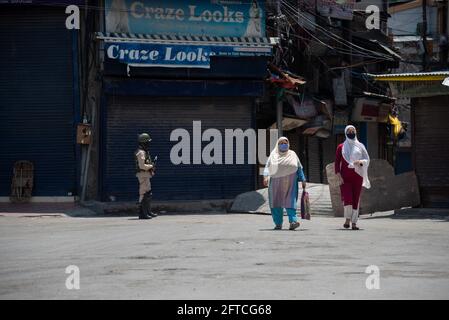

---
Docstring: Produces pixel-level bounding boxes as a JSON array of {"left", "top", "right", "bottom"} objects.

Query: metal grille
[
  {"left": 103, "top": 96, "right": 256, "bottom": 201},
  {"left": 413, "top": 96, "right": 449, "bottom": 208},
  {"left": 0, "top": 7, "right": 76, "bottom": 197}
]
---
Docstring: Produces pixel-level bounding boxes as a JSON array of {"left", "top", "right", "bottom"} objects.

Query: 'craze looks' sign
[
  {"left": 105, "top": 41, "right": 272, "bottom": 68},
  {"left": 105, "top": 0, "right": 265, "bottom": 37}
]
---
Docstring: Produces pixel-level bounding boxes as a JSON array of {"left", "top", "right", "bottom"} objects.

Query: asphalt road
[{"left": 0, "top": 212, "right": 448, "bottom": 299}]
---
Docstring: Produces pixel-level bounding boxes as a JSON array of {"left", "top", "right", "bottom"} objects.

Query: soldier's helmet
[{"left": 138, "top": 133, "right": 152, "bottom": 143}]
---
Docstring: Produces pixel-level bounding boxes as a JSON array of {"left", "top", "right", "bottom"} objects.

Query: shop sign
[
  {"left": 352, "top": 98, "right": 390, "bottom": 123},
  {"left": 105, "top": 41, "right": 271, "bottom": 68},
  {"left": 105, "top": 0, "right": 265, "bottom": 37},
  {"left": 0, "top": 0, "right": 84, "bottom": 4}
]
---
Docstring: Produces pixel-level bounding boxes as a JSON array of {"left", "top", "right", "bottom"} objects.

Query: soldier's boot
[
  {"left": 139, "top": 197, "right": 152, "bottom": 220},
  {"left": 145, "top": 191, "right": 157, "bottom": 218}
]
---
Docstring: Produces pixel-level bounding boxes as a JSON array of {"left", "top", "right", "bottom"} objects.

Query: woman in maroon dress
[{"left": 335, "top": 125, "right": 371, "bottom": 230}]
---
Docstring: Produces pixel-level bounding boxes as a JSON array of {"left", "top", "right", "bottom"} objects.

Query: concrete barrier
[
  {"left": 325, "top": 159, "right": 420, "bottom": 216},
  {"left": 230, "top": 183, "right": 333, "bottom": 215}
]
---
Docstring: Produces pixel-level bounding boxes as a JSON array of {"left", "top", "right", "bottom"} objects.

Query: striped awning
[
  {"left": 96, "top": 32, "right": 277, "bottom": 47},
  {"left": 365, "top": 71, "right": 449, "bottom": 82},
  {"left": 364, "top": 71, "right": 449, "bottom": 98}
]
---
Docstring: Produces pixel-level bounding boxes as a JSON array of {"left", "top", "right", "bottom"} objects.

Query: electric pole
[
  {"left": 276, "top": 0, "right": 283, "bottom": 137},
  {"left": 422, "top": 0, "right": 428, "bottom": 70}
]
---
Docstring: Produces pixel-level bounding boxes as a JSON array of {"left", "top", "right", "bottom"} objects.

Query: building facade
[
  {"left": 369, "top": 71, "right": 449, "bottom": 208},
  {"left": 0, "top": 1, "right": 82, "bottom": 202},
  {"left": 91, "top": 0, "right": 274, "bottom": 202},
  {"left": 258, "top": 0, "right": 401, "bottom": 186}
]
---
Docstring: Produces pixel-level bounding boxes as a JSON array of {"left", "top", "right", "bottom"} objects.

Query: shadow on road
[
  {"left": 258, "top": 228, "right": 310, "bottom": 232},
  {"left": 332, "top": 228, "right": 365, "bottom": 231},
  {"left": 362, "top": 209, "right": 449, "bottom": 222}
]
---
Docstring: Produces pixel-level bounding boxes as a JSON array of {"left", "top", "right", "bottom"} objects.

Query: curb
[
  {"left": 393, "top": 208, "right": 449, "bottom": 219},
  {"left": 80, "top": 199, "right": 234, "bottom": 216}
]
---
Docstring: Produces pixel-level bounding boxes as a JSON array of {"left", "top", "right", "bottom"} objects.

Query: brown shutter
[{"left": 413, "top": 95, "right": 449, "bottom": 207}]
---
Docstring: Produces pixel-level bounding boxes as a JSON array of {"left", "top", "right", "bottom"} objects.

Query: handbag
[{"left": 300, "top": 190, "right": 311, "bottom": 220}]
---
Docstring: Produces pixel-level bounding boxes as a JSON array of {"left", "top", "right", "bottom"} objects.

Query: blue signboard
[
  {"left": 105, "top": 0, "right": 265, "bottom": 37},
  {"left": 105, "top": 41, "right": 271, "bottom": 68},
  {"left": 0, "top": 0, "right": 85, "bottom": 4}
]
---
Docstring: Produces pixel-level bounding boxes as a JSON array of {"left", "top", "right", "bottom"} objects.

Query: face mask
[
  {"left": 346, "top": 133, "right": 356, "bottom": 140},
  {"left": 279, "top": 143, "right": 289, "bottom": 152}
]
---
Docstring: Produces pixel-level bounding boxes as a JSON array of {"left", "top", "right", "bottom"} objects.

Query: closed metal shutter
[
  {"left": 413, "top": 96, "right": 449, "bottom": 208},
  {"left": 306, "top": 136, "right": 321, "bottom": 183},
  {"left": 0, "top": 7, "right": 76, "bottom": 197},
  {"left": 103, "top": 96, "right": 255, "bottom": 201},
  {"left": 285, "top": 131, "right": 299, "bottom": 153}
]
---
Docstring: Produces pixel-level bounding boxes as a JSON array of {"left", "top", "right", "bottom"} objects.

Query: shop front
[
  {"left": 97, "top": 0, "right": 273, "bottom": 201},
  {"left": 412, "top": 95, "right": 449, "bottom": 208},
  {"left": 369, "top": 71, "right": 449, "bottom": 208},
  {"left": 0, "top": 2, "right": 81, "bottom": 201}
]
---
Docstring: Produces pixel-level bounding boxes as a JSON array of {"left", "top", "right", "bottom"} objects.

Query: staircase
[{"left": 306, "top": 183, "right": 334, "bottom": 216}]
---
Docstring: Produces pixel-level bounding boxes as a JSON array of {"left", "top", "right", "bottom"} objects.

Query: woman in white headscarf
[
  {"left": 263, "top": 137, "right": 306, "bottom": 230},
  {"left": 335, "top": 125, "right": 370, "bottom": 230}
]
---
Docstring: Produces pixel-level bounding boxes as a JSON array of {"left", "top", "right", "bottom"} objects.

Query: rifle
[{"left": 148, "top": 155, "right": 157, "bottom": 175}]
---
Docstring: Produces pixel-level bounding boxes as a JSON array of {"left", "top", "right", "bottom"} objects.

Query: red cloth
[{"left": 335, "top": 143, "right": 363, "bottom": 209}]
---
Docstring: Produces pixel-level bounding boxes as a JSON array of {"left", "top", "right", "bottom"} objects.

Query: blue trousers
[{"left": 271, "top": 207, "right": 298, "bottom": 226}]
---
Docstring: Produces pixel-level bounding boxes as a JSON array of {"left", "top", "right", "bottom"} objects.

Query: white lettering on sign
[
  {"left": 130, "top": 2, "right": 144, "bottom": 19},
  {"left": 188, "top": 5, "right": 244, "bottom": 23},
  {"left": 107, "top": 45, "right": 119, "bottom": 59},
  {"left": 107, "top": 44, "right": 214, "bottom": 65},
  {"left": 107, "top": 45, "right": 160, "bottom": 61},
  {"left": 105, "top": 42, "right": 271, "bottom": 68},
  {"left": 128, "top": 2, "right": 244, "bottom": 24},
  {"left": 164, "top": 47, "right": 209, "bottom": 63}
]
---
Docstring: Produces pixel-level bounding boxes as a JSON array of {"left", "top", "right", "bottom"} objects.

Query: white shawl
[
  {"left": 342, "top": 125, "right": 371, "bottom": 189},
  {"left": 265, "top": 137, "right": 302, "bottom": 178}
]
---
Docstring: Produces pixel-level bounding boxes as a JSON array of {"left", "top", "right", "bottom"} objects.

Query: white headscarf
[
  {"left": 265, "top": 137, "right": 302, "bottom": 178},
  {"left": 342, "top": 125, "right": 371, "bottom": 189}
]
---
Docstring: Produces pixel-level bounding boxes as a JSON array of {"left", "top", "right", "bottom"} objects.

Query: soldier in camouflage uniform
[{"left": 135, "top": 133, "right": 157, "bottom": 219}]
